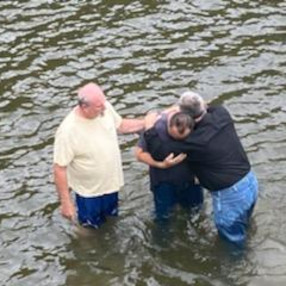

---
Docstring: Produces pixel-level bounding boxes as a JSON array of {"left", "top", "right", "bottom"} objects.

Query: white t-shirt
[{"left": 53, "top": 101, "right": 124, "bottom": 197}]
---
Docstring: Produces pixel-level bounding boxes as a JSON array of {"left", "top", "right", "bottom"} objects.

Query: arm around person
[
  {"left": 135, "top": 111, "right": 187, "bottom": 168},
  {"left": 135, "top": 145, "right": 187, "bottom": 169}
]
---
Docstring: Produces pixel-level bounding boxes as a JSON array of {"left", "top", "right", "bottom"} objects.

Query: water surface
[{"left": 0, "top": 1, "right": 286, "bottom": 285}]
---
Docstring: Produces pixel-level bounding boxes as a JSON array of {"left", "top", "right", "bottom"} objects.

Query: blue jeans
[
  {"left": 153, "top": 182, "right": 204, "bottom": 221},
  {"left": 211, "top": 171, "right": 258, "bottom": 245},
  {"left": 75, "top": 192, "right": 118, "bottom": 229}
]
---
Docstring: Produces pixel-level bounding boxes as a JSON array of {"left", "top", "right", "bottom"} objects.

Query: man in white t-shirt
[{"left": 53, "top": 82, "right": 147, "bottom": 228}]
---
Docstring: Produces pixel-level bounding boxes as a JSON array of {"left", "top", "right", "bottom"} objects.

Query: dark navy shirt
[
  {"left": 144, "top": 106, "right": 250, "bottom": 191},
  {"left": 138, "top": 113, "right": 195, "bottom": 191}
]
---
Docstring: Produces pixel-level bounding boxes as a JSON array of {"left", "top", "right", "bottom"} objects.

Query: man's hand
[
  {"left": 144, "top": 111, "right": 160, "bottom": 130},
  {"left": 159, "top": 152, "right": 187, "bottom": 168},
  {"left": 60, "top": 198, "right": 76, "bottom": 222}
]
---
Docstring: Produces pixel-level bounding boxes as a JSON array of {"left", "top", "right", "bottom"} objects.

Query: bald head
[
  {"left": 77, "top": 83, "right": 106, "bottom": 119},
  {"left": 178, "top": 91, "right": 206, "bottom": 119},
  {"left": 78, "top": 82, "right": 106, "bottom": 104}
]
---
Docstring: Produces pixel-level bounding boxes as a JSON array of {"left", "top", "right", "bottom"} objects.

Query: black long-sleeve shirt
[{"left": 144, "top": 106, "right": 250, "bottom": 191}]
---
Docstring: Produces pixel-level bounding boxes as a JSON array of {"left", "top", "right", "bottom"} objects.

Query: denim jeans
[
  {"left": 211, "top": 171, "right": 258, "bottom": 245},
  {"left": 153, "top": 182, "right": 204, "bottom": 221}
]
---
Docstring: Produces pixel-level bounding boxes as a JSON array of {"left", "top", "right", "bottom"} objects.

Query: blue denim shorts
[
  {"left": 211, "top": 171, "right": 258, "bottom": 245},
  {"left": 75, "top": 191, "right": 118, "bottom": 229}
]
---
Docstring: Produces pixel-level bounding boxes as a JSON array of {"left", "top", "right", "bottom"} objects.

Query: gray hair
[{"left": 178, "top": 91, "right": 206, "bottom": 119}]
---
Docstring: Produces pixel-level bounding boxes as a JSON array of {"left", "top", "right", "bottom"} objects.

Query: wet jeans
[
  {"left": 211, "top": 171, "right": 258, "bottom": 246},
  {"left": 153, "top": 182, "right": 204, "bottom": 221}
]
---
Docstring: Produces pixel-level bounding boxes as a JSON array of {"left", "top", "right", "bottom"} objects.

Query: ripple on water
[{"left": 0, "top": 1, "right": 286, "bottom": 285}]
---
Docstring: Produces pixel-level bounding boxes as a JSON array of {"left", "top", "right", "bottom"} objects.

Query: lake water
[{"left": 0, "top": 1, "right": 286, "bottom": 285}]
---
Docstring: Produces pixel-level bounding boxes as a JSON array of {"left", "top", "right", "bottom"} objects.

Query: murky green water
[{"left": 1, "top": 1, "right": 286, "bottom": 285}]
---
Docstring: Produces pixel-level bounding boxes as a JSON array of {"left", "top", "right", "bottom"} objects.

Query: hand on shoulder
[{"left": 144, "top": 110, "right": 161, "bottom": 130}]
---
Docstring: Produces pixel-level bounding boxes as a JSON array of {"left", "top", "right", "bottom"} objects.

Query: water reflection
[{"left": 0, "top": 0, "right": 286, "bottom": 285}]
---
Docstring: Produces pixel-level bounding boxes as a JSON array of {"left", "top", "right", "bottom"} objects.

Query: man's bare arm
[
  {"left": 53, "top": 164, "right": 76, "bottom": 222},
  {"left": 118, "top": 111, "right": 161, "bottom": 134},
  {"left": 117, "top": 118, "right": 145, "bottom": 134}
]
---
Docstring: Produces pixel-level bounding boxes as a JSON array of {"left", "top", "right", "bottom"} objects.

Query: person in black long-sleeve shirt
[{"left": 143, "top": 92, "right": 259, "bottom": 246}]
